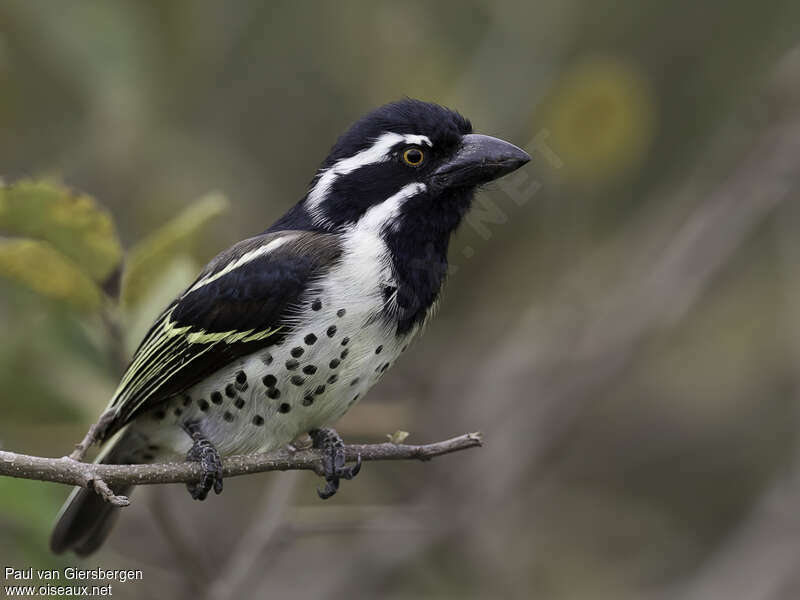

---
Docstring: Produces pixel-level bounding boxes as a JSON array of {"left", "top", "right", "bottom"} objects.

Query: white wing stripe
[{"left": 187, "top": 235, "right": 296, "bottom": 294}]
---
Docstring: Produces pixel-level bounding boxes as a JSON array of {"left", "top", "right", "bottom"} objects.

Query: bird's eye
[{"left": 402, "top": 147, "right": 424, "bottom": 167}]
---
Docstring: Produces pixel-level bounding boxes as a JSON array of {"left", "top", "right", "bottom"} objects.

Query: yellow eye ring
[{"left": 403, "top": 147, "right": 425, "bottom": 166}]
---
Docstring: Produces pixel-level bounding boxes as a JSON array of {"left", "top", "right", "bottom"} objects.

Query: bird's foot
[
  {"left": 183, "top": 422, "right": 224, "bottom": 500},
  {"left": 310, "top": 427, "right": 362, "bottom": 500}
]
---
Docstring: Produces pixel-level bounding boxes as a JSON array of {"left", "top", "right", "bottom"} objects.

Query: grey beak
[{"left": 431, "top": 134, "right": 530, "bottom": 189}]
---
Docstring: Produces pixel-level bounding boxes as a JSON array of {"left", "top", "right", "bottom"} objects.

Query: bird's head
[{"left": 298, "top": 99, "right": 530, "bottom": 235}]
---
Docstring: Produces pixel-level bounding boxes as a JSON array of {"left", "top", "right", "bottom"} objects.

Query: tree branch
[{"left": 0, "top": 432, "right": 482, "bottom": 506}]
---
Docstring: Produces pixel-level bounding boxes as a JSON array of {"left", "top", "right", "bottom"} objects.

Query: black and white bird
[{"left": 50, "top": 99, "right": 530, "bottom": 555}]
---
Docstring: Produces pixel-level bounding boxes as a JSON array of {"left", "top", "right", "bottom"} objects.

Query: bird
[{"left": 50, "top": 98, "right": 530, "bottom": 556}]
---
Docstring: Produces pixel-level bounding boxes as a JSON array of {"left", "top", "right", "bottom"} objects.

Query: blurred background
[{"left": 2, "top": 1, "right": 800, "bottom": 598}]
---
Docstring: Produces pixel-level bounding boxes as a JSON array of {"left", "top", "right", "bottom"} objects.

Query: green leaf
[
  {"left": 0, "top": 179, "right": 123, "bottom": 283},
  {"left": 387, "top": 430, "right": 410, "bottom": 444},
  {"left": 121, "top": 192, "right": 229, "bottom": 309},
  {"left": 0, "top": 239, "right": 104, "bottom": 311}
]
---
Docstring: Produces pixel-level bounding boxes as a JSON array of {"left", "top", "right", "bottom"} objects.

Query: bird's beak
[{"left": 431, "top": 134, "right": 530, "bottom": 189}]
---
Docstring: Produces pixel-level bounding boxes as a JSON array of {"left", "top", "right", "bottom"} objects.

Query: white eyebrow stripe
[
  {"left": 354, "top": 182, "right": 427, "bottom": 233},
  {"left": 186, "top": 235, "right": 296, "bottom": 293},
  {"left": 306, "top": 132, "right": 432, "bottom": 225},
  {"left": 401, "top": 134, "right": 432, "bottom": 147}
]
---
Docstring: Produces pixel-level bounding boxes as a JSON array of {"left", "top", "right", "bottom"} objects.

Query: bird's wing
[{"left": 104, "top": 230, "right": 342, "bottom": 437}]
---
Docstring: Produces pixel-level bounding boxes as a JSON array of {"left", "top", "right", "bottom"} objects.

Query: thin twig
[
  {"left": 0, "top": 433, "right": 482, "bottom": 506},
  {"left": 69, "top": 409, "right": 115, "bottom": 461},
  {"left": 90, "top": 477, "right": 130, "bottom": 507}
]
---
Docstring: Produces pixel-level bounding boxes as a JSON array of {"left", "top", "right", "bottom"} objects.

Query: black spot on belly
[
  {"left": 340, "top": 349, "right": 349, "bottom": 359},
  {"left": 327, "top": 325, "right": 337, "bottom": 337},
  {"left": 341, "top": 337, "right": 350, "bottom": 346},
  {"left": 223, "top": 411, "right": 235, "bottom": 422},
  {"left": 375, "top": 345, "right": 383, "bottom": 354},
  {"left": 153, "top": 409, "right": 166, "bottom": 420},
  {"left": 267, "top": 387, "right": 281, "bottom": 399},
  {"left": 327, "top": 374, "right": 338, "bottom": 384},
  {"left": 285, "top": 359, "right": 299, "bottom": 370},
  {"left": 262, "top": 374, "right": 277, "bottom": 388},
  {"left": 235, "top": 371, "right": 248, "bottom": 391},
  {"left": 278, "top": 403, "right": 291, "bottom": 413},
  {"left": 350, "top": 377, "right": 360, "bottom": 386},
  {"left": 315, "top": 384, "right": 325, "bottom": 395},
  {"left": 225, "top": 384, "right": 236, "bottom": 398},
  {"left": 291, "top": 346, "right": 304, "bottom": 358},
  {"left": 329, "top": 358, "right": 340, "bottom": 369},
  {"left": 174, "top": 407, "right": 183, "bottom": 417},
  {"left": 211, "top": 391, "right": 223, "bottom": 405},
  {"left": 290, "top": 375, "right": 306, "bottom": 386},
  {"left": 381, "top": 362, "right": 390, "bottom": 372},
  {"left": 311, "top": 299, "right": 322, "bottom": 311},
  {"left": 252, "top": 415, "right": 265, "bottom": 426},
  {"left": 303, "top": 364, "right": 317, "bottom": 375},
  {"left": 182, "top": 395, "right": 192, "bottom": 407},
  {"left": 305, "top": 333, "right": 317, "bottom": 345},
  {"left": 350, "top": 394, "right": 360, "bottom": 406},
  {"left": 263, "top": 353, "right": 273, "bottom": 365},
  {"left": 234, "top": 397, "right": 245, "bottom": 409},
  {"left": 199, "top": 399, "right": 210, "bottom": 411},
  {"left": 337, "top": 308, "right": 346, "bottom": 317},
  {"left": 303, "top": 394, "right": 314, "bottom": 406}
]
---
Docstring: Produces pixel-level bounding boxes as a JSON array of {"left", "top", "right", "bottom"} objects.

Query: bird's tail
[{"left": 50, "top": 428, "right": 135, "bottom": 556}]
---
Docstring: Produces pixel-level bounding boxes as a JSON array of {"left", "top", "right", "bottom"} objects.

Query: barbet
[{"left": 51, "top": 99, "right": 530, "bottom": 555}]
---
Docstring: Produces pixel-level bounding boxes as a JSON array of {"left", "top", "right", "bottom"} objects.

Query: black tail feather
[{"left": 50, "top": 431, "right": 134, "bottom": 556}]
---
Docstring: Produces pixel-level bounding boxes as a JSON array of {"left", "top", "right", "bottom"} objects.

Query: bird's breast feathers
[
  {"left": 116, "top": 227, "right": 414, "bottom": 457},
  {"left": 104, "top": 224, "right": 417, "bottom": 438}
]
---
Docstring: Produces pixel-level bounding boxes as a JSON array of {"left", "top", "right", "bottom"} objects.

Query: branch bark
[{"left": 0, "top": 432, "right": 482, "bottom": 506}]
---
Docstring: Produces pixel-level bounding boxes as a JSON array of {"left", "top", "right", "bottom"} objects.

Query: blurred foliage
[
  {"left": 0, "top": 180, "right": 122, "bottom": 283},
  {"left": 0, "top": 179, "right": 227, "bottom": 319},
  {"left": 539, "top": 55, "right": 656, "bottom": 183},
  {"left": 121, "top": 191, "right": 228, "bottom": 310},
  {"left": 0, "top": 237, "right": 103, "bottom": 311},
  {"left": 0, "top": 477, "right": 69, "bottom": 571},
  {"left": 0, "top": 179, "right": 229, "bottom": 577}
]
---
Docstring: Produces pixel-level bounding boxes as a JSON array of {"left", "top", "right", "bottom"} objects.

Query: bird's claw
[
  {"left": 184, "top": 423, "right": 224, "bottom": 500},
  {"left": 310, "top": 428, "right": 362, "bottom": 500}
]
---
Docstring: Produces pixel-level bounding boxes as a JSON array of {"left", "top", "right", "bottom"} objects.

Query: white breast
[{"left": 131, "top": 227, "right": 415, "bottom": 458}]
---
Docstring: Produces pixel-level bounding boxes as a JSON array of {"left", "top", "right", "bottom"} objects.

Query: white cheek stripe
[
  {"left": 307, "top": 132, "right": 432, "bottom": 225},
  {"left": 187, "top": 235, "right": 296, "bottom": 294},
  {"left": 355, "top": 182, "right": 427, "bottom": 233}
]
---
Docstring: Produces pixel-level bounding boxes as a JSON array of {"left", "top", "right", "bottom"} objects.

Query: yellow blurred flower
[{"left": 539, "top": 56, "right": 656, "bottom": 183}]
